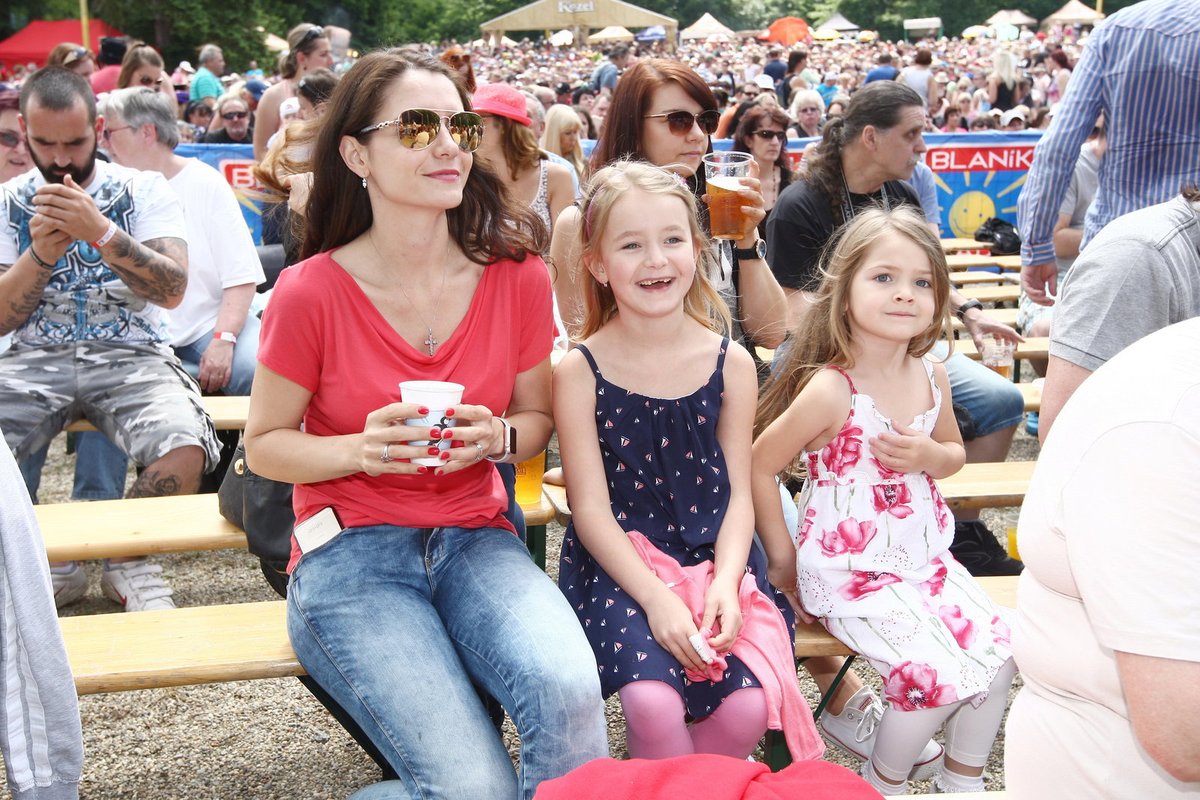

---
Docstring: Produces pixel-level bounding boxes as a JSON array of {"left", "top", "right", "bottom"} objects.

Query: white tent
[
  {"left": 1042, "top": 0, "right": 1104, "bottom": 27},
  {"left": 549, "top": 29, "right": 574, "bottom": 45},
  {"left": 815, "top": 12, "right": 860, "bottom": 32},
  {"left": 986, "top": 9, "right": 1038, "bottom": 26},
  {"left": 681, "top": 12, "right": 736, "bottom": 40},
  {"left": 587, "top": 25, "right": 635, "bottom": 42},
  {"left": 470, "top": 35, "right": 518, "bottom": 47}
]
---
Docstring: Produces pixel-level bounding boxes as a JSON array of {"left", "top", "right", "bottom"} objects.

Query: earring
[{"left": 361, "top": 176, "right": 368, "bottom": 189}]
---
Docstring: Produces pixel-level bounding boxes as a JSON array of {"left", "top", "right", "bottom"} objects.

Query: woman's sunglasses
[
  {"left": 0, "top": 130, "right": 22, "bottom": 148},
  {"left": 358, "top": 109, "right": 483, "bottom": 152},
  {"left": 643, "top": 109, "right": 721, "bottom": 136},
  {"left": 752, "top": 129, "right": 787, "bottom": 142}
]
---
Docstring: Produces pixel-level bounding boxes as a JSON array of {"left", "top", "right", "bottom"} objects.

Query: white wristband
[{"left": 91, "top": 220, "right": 118, "bottom": 249}]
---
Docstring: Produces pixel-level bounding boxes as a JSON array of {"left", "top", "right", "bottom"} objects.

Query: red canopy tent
[
  {"left": 758, "top": 17, "right": 810, "bottom": 46},
  {"left": 0, "top": 19, "right": 125, "bottom": 69}
]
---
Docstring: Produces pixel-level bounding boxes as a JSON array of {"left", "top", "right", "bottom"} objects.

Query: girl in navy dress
[{"left": 555, "top": 161, "right": 822, "bottom": 762}]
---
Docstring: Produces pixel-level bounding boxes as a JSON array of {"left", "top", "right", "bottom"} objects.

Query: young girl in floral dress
[
  {"left": 751, "top": 207, "right": 1016, "bottom": 795},
  {"left": 556, "top": 161, "right": 823, "bottom": 763}
]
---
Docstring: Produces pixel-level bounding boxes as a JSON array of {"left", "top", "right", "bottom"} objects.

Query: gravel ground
[{"left": 36, "top": 416, "right": 1039, "bottom": 799}]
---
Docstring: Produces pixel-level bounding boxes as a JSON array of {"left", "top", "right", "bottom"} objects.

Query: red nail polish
[
  {"left": 441, "top": 430, "right": 452, "bottom": 440},
  {"left": 417, "top": 466, "right": 429, "bottom": 475},
  {"left": 418, "top": 406, "right": 429, "bottom": 415},
  {"left": 434, "top": 469, "right": 444, "bottom": 476},
  {"left": 445, "top": 408, "right": 455, "bottom": 417},
  {"left": 439, "top": 452, "right": 450, "bottom": 461},
  {"left": 429, "top": 429, "right": 441, "bottom": 439},
  {"left": 427, "top": 447, "right": 439, "bottom": 456}
]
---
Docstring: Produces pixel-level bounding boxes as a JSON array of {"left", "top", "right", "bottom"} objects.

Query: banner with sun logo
[{"left": 923, "top": 131, "right": 1042, "bottom": 238}]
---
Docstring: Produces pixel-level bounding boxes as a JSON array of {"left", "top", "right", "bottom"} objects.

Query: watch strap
[
  {"left": 485, "top": 417, "right": 516, "bottom": 463},
  {"left": 732, "top": 239, "right": 765, "bottom": 261},
  {"left": 955, "top": 299, "right": 984, "bottom": 321}
]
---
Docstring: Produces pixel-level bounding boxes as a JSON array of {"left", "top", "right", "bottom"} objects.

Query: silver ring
[
  {"left": 381, "top": 443, "right": 393, "bottom": 464},
  {"left": 473, "top": 441, "right": 485, "bottom": 462}
]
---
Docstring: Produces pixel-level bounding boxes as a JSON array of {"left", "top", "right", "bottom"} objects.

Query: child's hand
[
  {"left": 702, "top": 578, "right": 743, "bottom": 652},
  {"left": 767, "top": 558, "right": 812, "bottom": 623},
  {"left": 644, "top": 589, "right": 709, "bottom": 674},
  {"left": 870, "top": 421, "right": 940, "bottom": 475}
]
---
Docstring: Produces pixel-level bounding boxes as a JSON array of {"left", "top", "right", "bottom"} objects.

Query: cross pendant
[{"left": 424, "top": 328, "right": 438, "bottom": 356}]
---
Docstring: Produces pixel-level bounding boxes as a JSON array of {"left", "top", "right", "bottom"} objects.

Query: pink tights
[{"left": 619, "top": 680, "right": 768, "bottom": 759}]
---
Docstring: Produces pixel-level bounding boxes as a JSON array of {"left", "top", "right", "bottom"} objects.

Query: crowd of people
[{"left": 0, "top": 0, "right": 1198, "bottom": 796}]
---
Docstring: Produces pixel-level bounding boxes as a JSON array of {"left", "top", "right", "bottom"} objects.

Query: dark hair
[
  {"left": 1182, "top": 184, "right": 1200, "bottom": 202},
  {"left": 733, "top": 105, "right": 793, "bottom": 176},
  {"left": 572, "top": 104, "right": 598, "bottom": 139},
  {"left": 20, "top": 67, "right": 96, "bottom": 123},
  {"left": 913, "top": 49, "right": 933, "bottom": 67},
  {"left": 300, "top": 48, "right": 543, "bottom": 263},
  {"left": 608, "top": 44, "right": 630, "bottom": 62},
  {"left": 1049, "top": 50, "right": 1070, "bottom": 70},
  {"left": 296, "top": 68, "right": 339, "bottom": 106},
  {"left": 590, "top": 58, "right": 716, "bottom": 172},
  {"left": 280, "top": 23, "right": 328, "bottom": 80},
  {"left": 804, "top": 81, "right": 923, "bottom": 225},
  {"left": 0, "top": 88, "right": 18, "bottom": 114},
  {"left": 785, "top": 51, "right": 807, "bottom": 75}
]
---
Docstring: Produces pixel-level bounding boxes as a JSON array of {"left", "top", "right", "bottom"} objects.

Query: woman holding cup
[
  {"left": 244, "top": 48, "right": 606, "bottom": 798},
  {"left": 550, "top": 58, "right": 787, "bottom": 353}
]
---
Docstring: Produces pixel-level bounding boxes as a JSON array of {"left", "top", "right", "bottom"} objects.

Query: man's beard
[{"left": 31, "top": 143, "right": 96, "bottom": 185}]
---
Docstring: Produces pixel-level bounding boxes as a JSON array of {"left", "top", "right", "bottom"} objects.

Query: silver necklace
[{"left": 369, "top": 231, "right": 449, "bottom": 356}]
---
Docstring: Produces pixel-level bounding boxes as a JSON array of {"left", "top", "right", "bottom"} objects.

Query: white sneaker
[
  {"left": 101, "top": 559, "right": 176, "bottom": 612},
  {"left": 820, "top": 685, "right": 944, "bottom": 780},
  {"left": 50, "top": 562, "right": 88, "bottom": 608}
]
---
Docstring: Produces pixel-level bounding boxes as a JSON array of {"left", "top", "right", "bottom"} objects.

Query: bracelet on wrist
[
  {"left": 28, "top": 246, "right": 54, "bottom": 270},
  {"left": 91, "top": 220, "right": 118, "bottom": 249},
  {"left": 213, "top": 331, "right": 238, "bottom": 344}
]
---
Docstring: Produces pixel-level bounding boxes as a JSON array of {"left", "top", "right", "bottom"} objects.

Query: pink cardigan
[{"left": 627, "top": 531, "right": 825, "bottom": 762}]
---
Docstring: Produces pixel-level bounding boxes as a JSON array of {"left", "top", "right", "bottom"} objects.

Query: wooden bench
[
  {"left": 36, "top": 492, "right": 558, "bottom": 565},
  {"left": 65, "top": 395, "right": 251, "bottom": 432},
  {"left": 957, "top": 284, "right": 1020, "bottom": 304},
  {"left": 940, "top": 238, "right": 992, "bottom": 253},
  {"left": 949, "top": 271, "right": 1020, "bottom": 286},
  {"left": 544, "top": 460, "right": 1035, "bottom": 525},
  {"left": 957, "top": 336, "right": 1049, "bottom": 363},
  {"left": 945, "top": 253, "right": 1021, "bottom": 271}
]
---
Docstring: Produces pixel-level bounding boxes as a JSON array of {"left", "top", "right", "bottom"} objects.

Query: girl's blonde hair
[
  {"left": 755, "top": 206, "right": 952, "bottom": 436},
  {"left": 578, "top": 160, "right": 730, "bottom": 339}
]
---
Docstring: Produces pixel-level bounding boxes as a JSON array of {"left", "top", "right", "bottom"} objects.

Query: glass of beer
[
  {"left": 702, "top": 151, "right": 753, "bottom": 240},
  {"left": 980, "top": 334, "right": 1015, "bottom": 380},
  {"left": 514, "top": 450, "right": 546, "bottom": 507}
]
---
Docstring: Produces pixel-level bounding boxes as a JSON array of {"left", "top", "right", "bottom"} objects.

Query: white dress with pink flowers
[{"left": 794, "top": 362, "right": 1012, "bottom": 711}]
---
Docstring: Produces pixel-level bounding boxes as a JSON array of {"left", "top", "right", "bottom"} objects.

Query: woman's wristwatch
[
  {"left": 955, "top": 299, "right": 984, "bottom": 321},
  {"left": 485, "top": 417, "right": 517, "bottom": 463}
]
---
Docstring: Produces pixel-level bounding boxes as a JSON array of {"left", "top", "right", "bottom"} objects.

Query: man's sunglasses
[
  {"left": 752, "top": 129, "right": 787, "bottom": 142},
  {"left": 222, "top": 111, "right": 249, "bottom": 121},
  {"left": 643, "top": 109, "right": 721, "bottom": 136},
  {"left": 357, "top": 109, "right": 483, "bottom": 152},
  {"left": 0, "top": 130, "right": 21, "bottom": 148}
]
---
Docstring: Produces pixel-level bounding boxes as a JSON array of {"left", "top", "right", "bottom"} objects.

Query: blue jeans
[
  {"left": 287, "top": 524, "right": 607, "bottom": 799},
  {"left": 19, "top": 432, "right": 127, "bottom": 503},
  {"left": 172, "top": 315, "right": 261, "bottom": 397}
]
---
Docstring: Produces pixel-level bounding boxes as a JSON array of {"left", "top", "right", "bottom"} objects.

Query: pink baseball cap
[{"left": 471, "top": 83, "right": 532, "bottom": 127}]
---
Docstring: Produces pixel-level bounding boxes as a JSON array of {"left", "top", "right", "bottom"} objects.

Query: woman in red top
[{"left": 245, "top": 48, "right": 606, "bottom": 799}]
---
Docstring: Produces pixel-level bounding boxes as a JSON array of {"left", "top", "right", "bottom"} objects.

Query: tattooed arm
[
  {"left": 97, "top": 231, "right": 189, "bottom": 309},
  {"left": 0, "top": 212, "right": 73, "bottom": 335}
]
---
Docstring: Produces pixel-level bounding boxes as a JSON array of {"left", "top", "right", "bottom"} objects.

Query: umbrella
[
  {"left": 635, "top": 25, "right": 666, "bottom": 42},
  {"left": 989, "top": 23, "right": 1020, "bottom": 40},
  {"left": 857, "top": 30, "right": 878, "bottom": 42},
  {"left": 549, "top": 29, "right": 574, "bottom": 46},
  {"left": 961, "top": 24, "right": 989, "bottom": 39},
  {"left": 758, "top": 17, "right": 809, "bottom": 46},
  {"left": 262, "top": 31, "right": 288, "bottom": 52},
  {"left": 587, "top": 25, "right": 635, "bottom": 43},
  {"left": 812, "top": 27, "right": 841, "bottom": 41}
]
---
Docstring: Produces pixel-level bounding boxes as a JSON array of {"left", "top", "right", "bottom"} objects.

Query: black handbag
[
  {"left": 217, "top": 438, "right": 294, "bottom": 597},
  {"left": 973, "top": 217, "right": 1022, "bottom": 255}
]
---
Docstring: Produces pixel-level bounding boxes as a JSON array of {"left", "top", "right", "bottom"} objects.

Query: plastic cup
[
  {"left": 980, "top": 334, "right": 1015, "bottom": 380},
  {"left": 399, "top": 380, "right": 464, "bottom": 467},
  {"left": 702, "top": 151, "right": 753, "bottom": 240},
  {"left": 1007, "top": 526, "right": 1021, "bottom": 561},
  {"left": 514, "top": 451, "right": 546, "bottom": 506}
]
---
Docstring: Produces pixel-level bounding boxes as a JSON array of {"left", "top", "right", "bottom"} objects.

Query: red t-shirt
[{"left": 257, "top": 250, "right": 554, "bottom": 569}]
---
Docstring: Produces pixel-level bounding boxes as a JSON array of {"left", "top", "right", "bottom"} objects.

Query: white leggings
[{"left": 870, "top": 657, "right": 1018, "bottom": 784}]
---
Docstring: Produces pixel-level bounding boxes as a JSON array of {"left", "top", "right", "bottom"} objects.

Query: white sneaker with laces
[
  {"left": 50, "top": 561, "right": 88, "bottom": 608},
  {"left": 819, "top": 685, "right": 943, "bottom": 780},
  {"left": 101, "top": 559, "right": 176, "bottom": 612}
]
